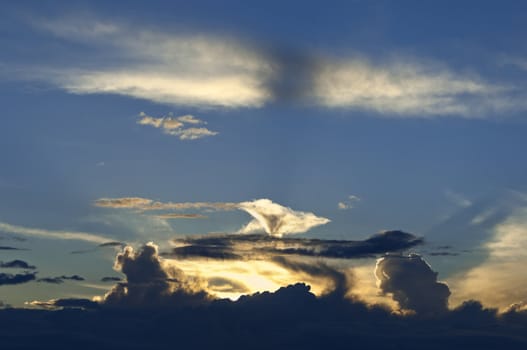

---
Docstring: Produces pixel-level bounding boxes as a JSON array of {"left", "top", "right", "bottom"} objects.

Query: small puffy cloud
[
  {"left": 167, "top": 127, "right": 218, "bottom": 140},
  {"left": 338, "top": 195, "right": 361, "bottom": 210},
  {"left": 0, "top": 272, "right": 36, "bottom": 286},
  {"left": 138, "top": 112, "right": 218, "bottom": 140},
  {"left": 0, "top": 260, "right": 36, "bottom": 270},
  {"left": 237, "top": 199, "right": 330, "bottom": 237},
  {"left": 375, "top": 254, "right": 450, "bottom": 315}
]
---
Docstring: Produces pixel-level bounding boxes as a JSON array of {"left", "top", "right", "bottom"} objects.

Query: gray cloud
[
  {"left": 37, "top": 275, "right": 85, "bottom": 284},
  {"left": 375, "top": 254, "right": 451, "bottom": 315},
  {"left": 166, "top": 230, "right": 423, "bottom": 260},
  {"left": 103, "top": 243, "right": 211, "bottom": 308},
  {"left": 0, "top": 272, "right": 36, "bottom": 286},
  {"left": 0, "top": 260, "right": 36, "bottom": 270}
]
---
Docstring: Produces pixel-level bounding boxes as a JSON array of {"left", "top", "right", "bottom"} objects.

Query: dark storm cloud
[
  {"left": 375, "top": 254, "right": 451, "bottom": 315},
  {"left": 0, "top": 272, "right": 36, "bottom": 285},
  {"left": 0, "top": 260, "right": 36, "bottom": 269},
  {"left": 37, "top": 275, "right": 85, "bottom": 284},
  {"left": 103, "top": 243, "right": 210, "bottom": 308},
  {"left": 11, "top": 282, "right": 527, "bottom": 349},
  {"left": 165, "top": 230, "right": 422, "bottom": 260}
]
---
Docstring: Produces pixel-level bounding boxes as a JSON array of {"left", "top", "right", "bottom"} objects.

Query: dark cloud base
[
  {"left": 166, "top": 230, "right": 423, "bottom": 260},
  {"left": 2, "top": 285, "right": 527, "bottom": 349}
]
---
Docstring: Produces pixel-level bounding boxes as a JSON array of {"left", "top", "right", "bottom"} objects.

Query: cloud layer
[
  {"left": 95, "top": 197, "right": 330, "bottom": 237},
  {"left": 12, "top": 16, "right": 525, "bottom": 117}
]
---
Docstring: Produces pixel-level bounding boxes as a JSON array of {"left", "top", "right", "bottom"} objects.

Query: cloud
[
  {"left": 313, "top": 57, "right": 521, "bottom": 117},
  {"left": 0, "top": 272, "right": 36, "bottom": 286},
  {"left": 103, "top": 243, "right": 210, "bottom": 308},
  {"left": 28, "top": 298, "right": 99, "bottom": 310},
  {"left": 445, "top": 190, "right": 472, "bottom": 208},
  {"left": 95, "top": 197, "right": 329, "bottom": 237},
  {"left": 0, "top": 221, "right": 112, "bottom": 244},
  {"left": 137, "top": 112, "right": 218, "bottom": 140},
  {"left": 237, "top": 199, "right": 330, "bottom": 237},
  {"left": 338, "top": 195, "right": 361, "bottom": 210},
  {"left": 448, "top": 205, "right": 527, "bottom": 310},
  {"left": 0, "top": 260, "right": 36, "bottom": 270},
  {"left": 37, "top": 275, "right": 85, "bottom": 284},
  {"left": 30, "top": 18, "right": 273, "bottom": 108},
  {"left": 271, "top": 256, "right": 353, "bottom": 298},
  {"left": 154, "top": 213, "right": 207, "bottom": 219},
  {"left": 101, "top": 276, "right": 122, "bottom": 282},
  {"left": 93, "top": 197, "right": 237, "bottom": 211},
  {"left": 0, "top": 246, "right": 27, "bottom": 251},
  {"left": 375, "top": 254, "right": 451, "bottom": 315},
  {"left": 166, "top": 230, "right": 423, "bottom": 261}
]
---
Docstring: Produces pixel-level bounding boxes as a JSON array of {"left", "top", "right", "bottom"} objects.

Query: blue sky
[{"left": 1, "top": 1, "right": 527, "bottom": 309}]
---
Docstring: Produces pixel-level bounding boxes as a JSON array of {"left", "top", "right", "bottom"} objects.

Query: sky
[{"left": 1, "top": 2, "right": 527, "bottom": 339}]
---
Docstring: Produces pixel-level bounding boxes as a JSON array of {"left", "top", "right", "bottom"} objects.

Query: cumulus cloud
[
  {"left": 375, "top": 254, "right": 451, "bottom": 315},
  {"left": 30, "top": 18, "right": 273, "bottom": 108},
  {"left": 103, "top": 243, "right": 210, "bottom": 308},
  {"left": 137, "top": 112, "right": 218, "bottom": 140},
  {"left": 0, "top": 221, "right": 112, "bottom": 244},
  {"left": 312, "top": 57, "right": 521, "bottom": 117}
]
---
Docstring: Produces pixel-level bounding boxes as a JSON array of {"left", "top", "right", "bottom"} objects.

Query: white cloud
[
  {"left": 94, "top": 197, "right": 330, "bottom": 237},
  {"left": 237, "top": 199, "right": 330, "bottom": 237},
  {"left": 313, "top": 57, "right": 517, "bottom": 117},
  {"left": 338, "top": 195, "right": 361, "bottom": 210},
  {"left": 30, "top": 18, "right": 274, "bottom": 108},
  {"left": 137, "top": 112, "right": 218, "bottom": 140},
  {"left": 0, "top": 221, "right": 112, "bottom": 244}
]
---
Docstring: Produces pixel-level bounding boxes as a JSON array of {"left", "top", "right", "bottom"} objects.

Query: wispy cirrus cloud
[
  {"left": 312, "top": 57, "right": 523, "bottom": 117},
  {"left": 28, "top": 17, "right": 274, "bottom": 108},
  {"left": 138, "top": 112, "right": 218, "bottom": 140},
  {"left": 0, "top": 221, "right": 112, "bottom": 244}
]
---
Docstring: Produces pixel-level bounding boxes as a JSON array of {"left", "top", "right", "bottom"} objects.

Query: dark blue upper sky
[{"left": 1, "top": 0, "right": 527, "bottom": 308}]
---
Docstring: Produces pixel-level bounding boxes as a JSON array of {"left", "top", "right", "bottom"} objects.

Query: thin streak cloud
[{"left": 0, "top": 221, "right": 113, "bottom": 244}]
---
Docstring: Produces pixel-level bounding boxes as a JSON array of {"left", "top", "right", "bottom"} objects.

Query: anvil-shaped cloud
[{"left": 94, "top": 197, "right": 330, "bottom": 236}]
